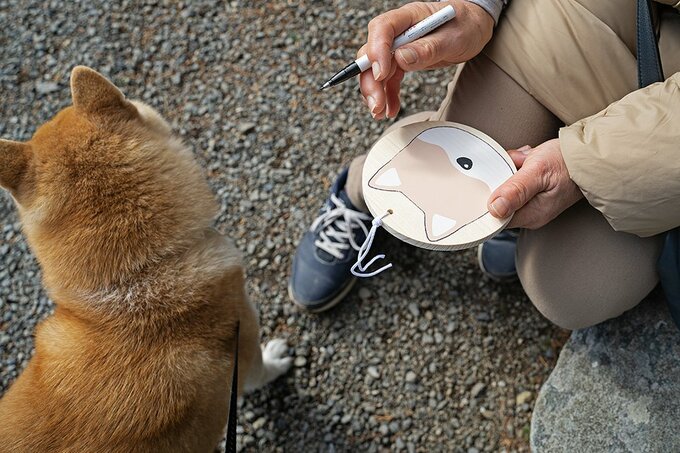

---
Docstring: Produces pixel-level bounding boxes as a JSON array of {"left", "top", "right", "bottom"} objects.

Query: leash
[{"left": 224, "top": 321, "right": 239, "bottom": 452}]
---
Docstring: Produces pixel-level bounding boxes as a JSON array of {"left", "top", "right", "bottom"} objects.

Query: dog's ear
[
  {"left": 0, "top": 139, "right": 32, "bottom": 196},
  {"left": 70, "top": 66, "right": 137, "bottom": 119}
]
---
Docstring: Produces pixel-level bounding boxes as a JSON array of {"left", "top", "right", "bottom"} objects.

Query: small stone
[
  {"left": 358, "top": 287, "right": 372, "bottom": 301},
  {"left": 252, "top": 417, "right": 266, "bottom": 430},
  {"left": 471, "top": 382, "right": 486, "bottom": 399},
  {"left": 405, "top": 371, "right": 417, "bottom": 383},
  {"left": 476, "top": 311, "right": 491, "bottom": 322},
  {"left": 238, "top": 122, "right": 256, "bottom": 134},
  {"left": 407, "top": 303, "right": 420, "bottom": 318},
  {"left": 516, "top": 391, "right": 533, "bottom": 406},
  {"left": 294, "top": 356, "right": 307, "bottom": 367},
  {"left": 367, "top": 366, "right": 380, "bottom": 379},
  {"left": 389, "top": 420, "right": 400, "bottom": 433},
  {"left": 36, "top": 81, "right": 59, "bottom": 94}
]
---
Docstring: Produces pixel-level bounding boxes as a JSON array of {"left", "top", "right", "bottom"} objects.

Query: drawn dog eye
[{"left": 456, "top": 157, "right": 473, "bottom": 170}]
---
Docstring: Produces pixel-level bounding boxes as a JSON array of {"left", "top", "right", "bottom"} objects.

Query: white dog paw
[{"left": 262, "top": 338, "right": 293, "bottom": 378}]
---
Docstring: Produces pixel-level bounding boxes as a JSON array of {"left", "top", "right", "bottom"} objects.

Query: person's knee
[
  {"left": 520, "top": 283, "right": 626, "bottom": 331},
  {"left": 516, "top": 238, "right": 655, "bottom": 331},
  {"left": 514, "top": 201, "right": 663, "bottom": 330}
]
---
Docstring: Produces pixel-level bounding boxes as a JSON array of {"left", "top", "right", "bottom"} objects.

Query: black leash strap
[
  {"left": 225, "top": 322, "right": 239, "bottom": 453},
  {"left": 637, "top": 0, "right": 664, "bottom": 88}
]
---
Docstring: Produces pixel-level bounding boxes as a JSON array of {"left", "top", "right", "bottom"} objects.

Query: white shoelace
[
  {"left": 311, "top": 194, "right": 372, "bottom": 260},
  {"left": 350, "top": 214, "right": 392, "bottom": 278}
]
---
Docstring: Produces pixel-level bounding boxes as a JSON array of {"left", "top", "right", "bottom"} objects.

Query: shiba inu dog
[
  {"left": 369, "top": 127, "right": 514, "bottom": 241},
  {"left": 0, "top": 66, "right": 291, "bottom": 452}
]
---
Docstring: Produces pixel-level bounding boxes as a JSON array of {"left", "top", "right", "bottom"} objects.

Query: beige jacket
[{"left": 484, "top": 0, "right": 680, "bottom": 237}]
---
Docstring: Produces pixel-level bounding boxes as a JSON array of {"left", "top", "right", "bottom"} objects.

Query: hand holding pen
[{"left": 322, "top": 1, "right": 495, "bottom": 120}]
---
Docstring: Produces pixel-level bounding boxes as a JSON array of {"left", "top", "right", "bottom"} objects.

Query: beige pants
[{"left": 345, "top": 0, "right": 679, "bottom": 329}]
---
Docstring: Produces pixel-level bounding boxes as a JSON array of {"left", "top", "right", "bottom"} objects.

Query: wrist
[
  {"left": 460, "top": 1, "right": 494, "bottom": 44},
  {"left": 464, "top": 0, "right": 505, "bottom": 25}
]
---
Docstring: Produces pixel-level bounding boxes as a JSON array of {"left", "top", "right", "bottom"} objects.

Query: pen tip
[{"left": 319, "top": 82, "right": 330, "bottom": 91}]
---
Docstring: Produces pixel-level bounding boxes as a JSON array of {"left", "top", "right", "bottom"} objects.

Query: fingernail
[
  {"left": 367, "top": 96, "right": 377, "bottom": 113},
  {"left": 490, "top": 197, "right": 509, "bottom": 217},
  {"left": 518, "top": 145, "right": 532, "bottom": 154},
  {"left": 397, "top": 48, "right": 418, "bottom": 65},
  {"left": 372, "top": 61, "right": 382, "bottom": 80}
]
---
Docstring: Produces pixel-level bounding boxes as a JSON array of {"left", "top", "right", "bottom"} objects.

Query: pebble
[
  {"left": 238, "top": 122, "right": 256, "bottom": 134},
  {"left": 471, "top": 383, "right": 487, "bottom": 399},
  {"left": 358, "top": 287, "right": 372, "bottom": 301},
  {"left": 294, "top": 356, "right": 307, "bottom": 367},
  {"left": 516, "top": 391, "right": 533, "bottom": 405},
  {"left": 35, "top": 81, "right": 59, "bottom": 94},
  {"left": 405, "top": 371, "right": 417, "bottom": 383},
  {"left": 252, "top": 417, "right": 267, "bottom": 430},
  {"left": 407, "top": 303, "right": 420, "bottom": 318},
  {"left": 367, "top": 366, "right": 380, "bottom": 379}
]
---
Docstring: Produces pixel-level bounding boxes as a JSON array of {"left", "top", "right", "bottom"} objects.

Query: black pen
[{"left": 320, "top": 5, "right": 456, "bottom": 90}]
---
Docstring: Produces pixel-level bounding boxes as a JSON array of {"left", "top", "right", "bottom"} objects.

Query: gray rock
[
  {"left": 252, "top": 417, "right": 266, "bottom": 430},
  {"left": 407, "top": 303, "right": 420, "bottom": 318},
  {"left": 531, "top": 297, "right": 680, "bottom": 452},
  {"left": 35, "top": 81, "right": 59, "bottom": 94},
  {"left": 515, "top": 391, "right": 532, "bottom": 406},
  {"left": 238, "top": 122, "right": 256, "bottom": 134},
  {"left": 358, "top": 287, "right": 372, "bottom": 301},
  {"left": 294, "top": 356, "right": 307, "bottom": 368},
  {"left": 470, "top": 382, "right": 486, "bottom": 399}
]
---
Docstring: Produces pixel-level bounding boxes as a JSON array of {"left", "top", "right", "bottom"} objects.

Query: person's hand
[
  {"left": 488, "top": 139, "right": 584, "bottom": 229},
  {"left": 358, "top": 0, "right": 494, "bottom": 119}
]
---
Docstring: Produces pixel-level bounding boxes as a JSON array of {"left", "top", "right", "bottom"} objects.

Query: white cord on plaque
[{"left": 350, "top": 210, "right": 393, "bottom": 278}]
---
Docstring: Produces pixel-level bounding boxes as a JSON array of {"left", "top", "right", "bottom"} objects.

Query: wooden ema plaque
[{"left": 362, "top": 121, "right": 516, "bottom": 251}]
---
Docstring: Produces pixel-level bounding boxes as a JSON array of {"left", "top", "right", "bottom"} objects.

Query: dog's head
[{"left": 0, "top": 66, "right": 217, "bottom": 292}]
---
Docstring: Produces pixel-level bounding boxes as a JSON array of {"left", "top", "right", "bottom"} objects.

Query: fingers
[
  {"left": 357, "top": 45, "right": 384, "bottom": 118},
  {"left": 359, "top": 69, "right": 386, "bottom": 119},
  {"left": 488, "top": 162, "right": 548, "bottom": 219},
  {"left": 394, "top": 32, "right": 445, "bottom": 71},
  {"left": 507, "top": 145, "right": 532, "bottom": 169},
  {"left": 384, "top": 68, "right": 405, "bottom": 118},
  {"left": 358, "top": 45, "right": 403, "bottom": 119},
  {"left": 366, "top": 3, "right": 439, "bottom": 82}
]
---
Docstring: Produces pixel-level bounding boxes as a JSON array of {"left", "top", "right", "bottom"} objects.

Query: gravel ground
[{"left": 0, "top": 1, "right": 568, "bottom": 451}]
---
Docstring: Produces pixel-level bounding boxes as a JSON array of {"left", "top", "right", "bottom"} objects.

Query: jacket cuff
[{"left": 465, "top": 0, "right": 508, "bottom": 25}]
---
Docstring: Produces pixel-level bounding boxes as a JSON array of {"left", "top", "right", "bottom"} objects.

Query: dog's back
[{"left": 0, "top": 67, "right": 248, "bottom": 452}]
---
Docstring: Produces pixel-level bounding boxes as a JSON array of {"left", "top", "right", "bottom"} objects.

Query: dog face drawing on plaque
[{"left": 369, "top": 127, "right": 514, "bottom": 242}]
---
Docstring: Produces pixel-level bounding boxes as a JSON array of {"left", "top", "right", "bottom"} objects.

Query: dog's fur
[{"left": 0, "top": 67, "right": 291, "bottom": 452}]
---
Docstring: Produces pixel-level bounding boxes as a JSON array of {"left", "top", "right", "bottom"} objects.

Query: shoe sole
[{"left": 288, "top": 278, "right": 357, "bottom": 313}]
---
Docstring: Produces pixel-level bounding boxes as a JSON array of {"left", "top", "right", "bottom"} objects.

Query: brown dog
[{"left": 0, "top": 67, "right": 292, "bottom": 452}]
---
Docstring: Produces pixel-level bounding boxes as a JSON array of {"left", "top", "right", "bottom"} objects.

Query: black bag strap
[
  {"left": 637, "top": 0, "right": 665, "bottom": 88},
  {"left": 224, "top": 322, "right": 239, "bottom": 453}
]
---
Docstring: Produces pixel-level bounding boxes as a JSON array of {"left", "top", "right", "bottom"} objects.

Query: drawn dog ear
[
  {"left": 425, "top": 213, "right": 457, "bottom": 241},
  {"left": 370, "top": 166, "right": 402, "bottom": 189},
  {"left": 70, "top": 66, "right": 137, "bottom": 119},
  {"left": 0, "top": 139, "right": 32, "bottom": 197}
]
